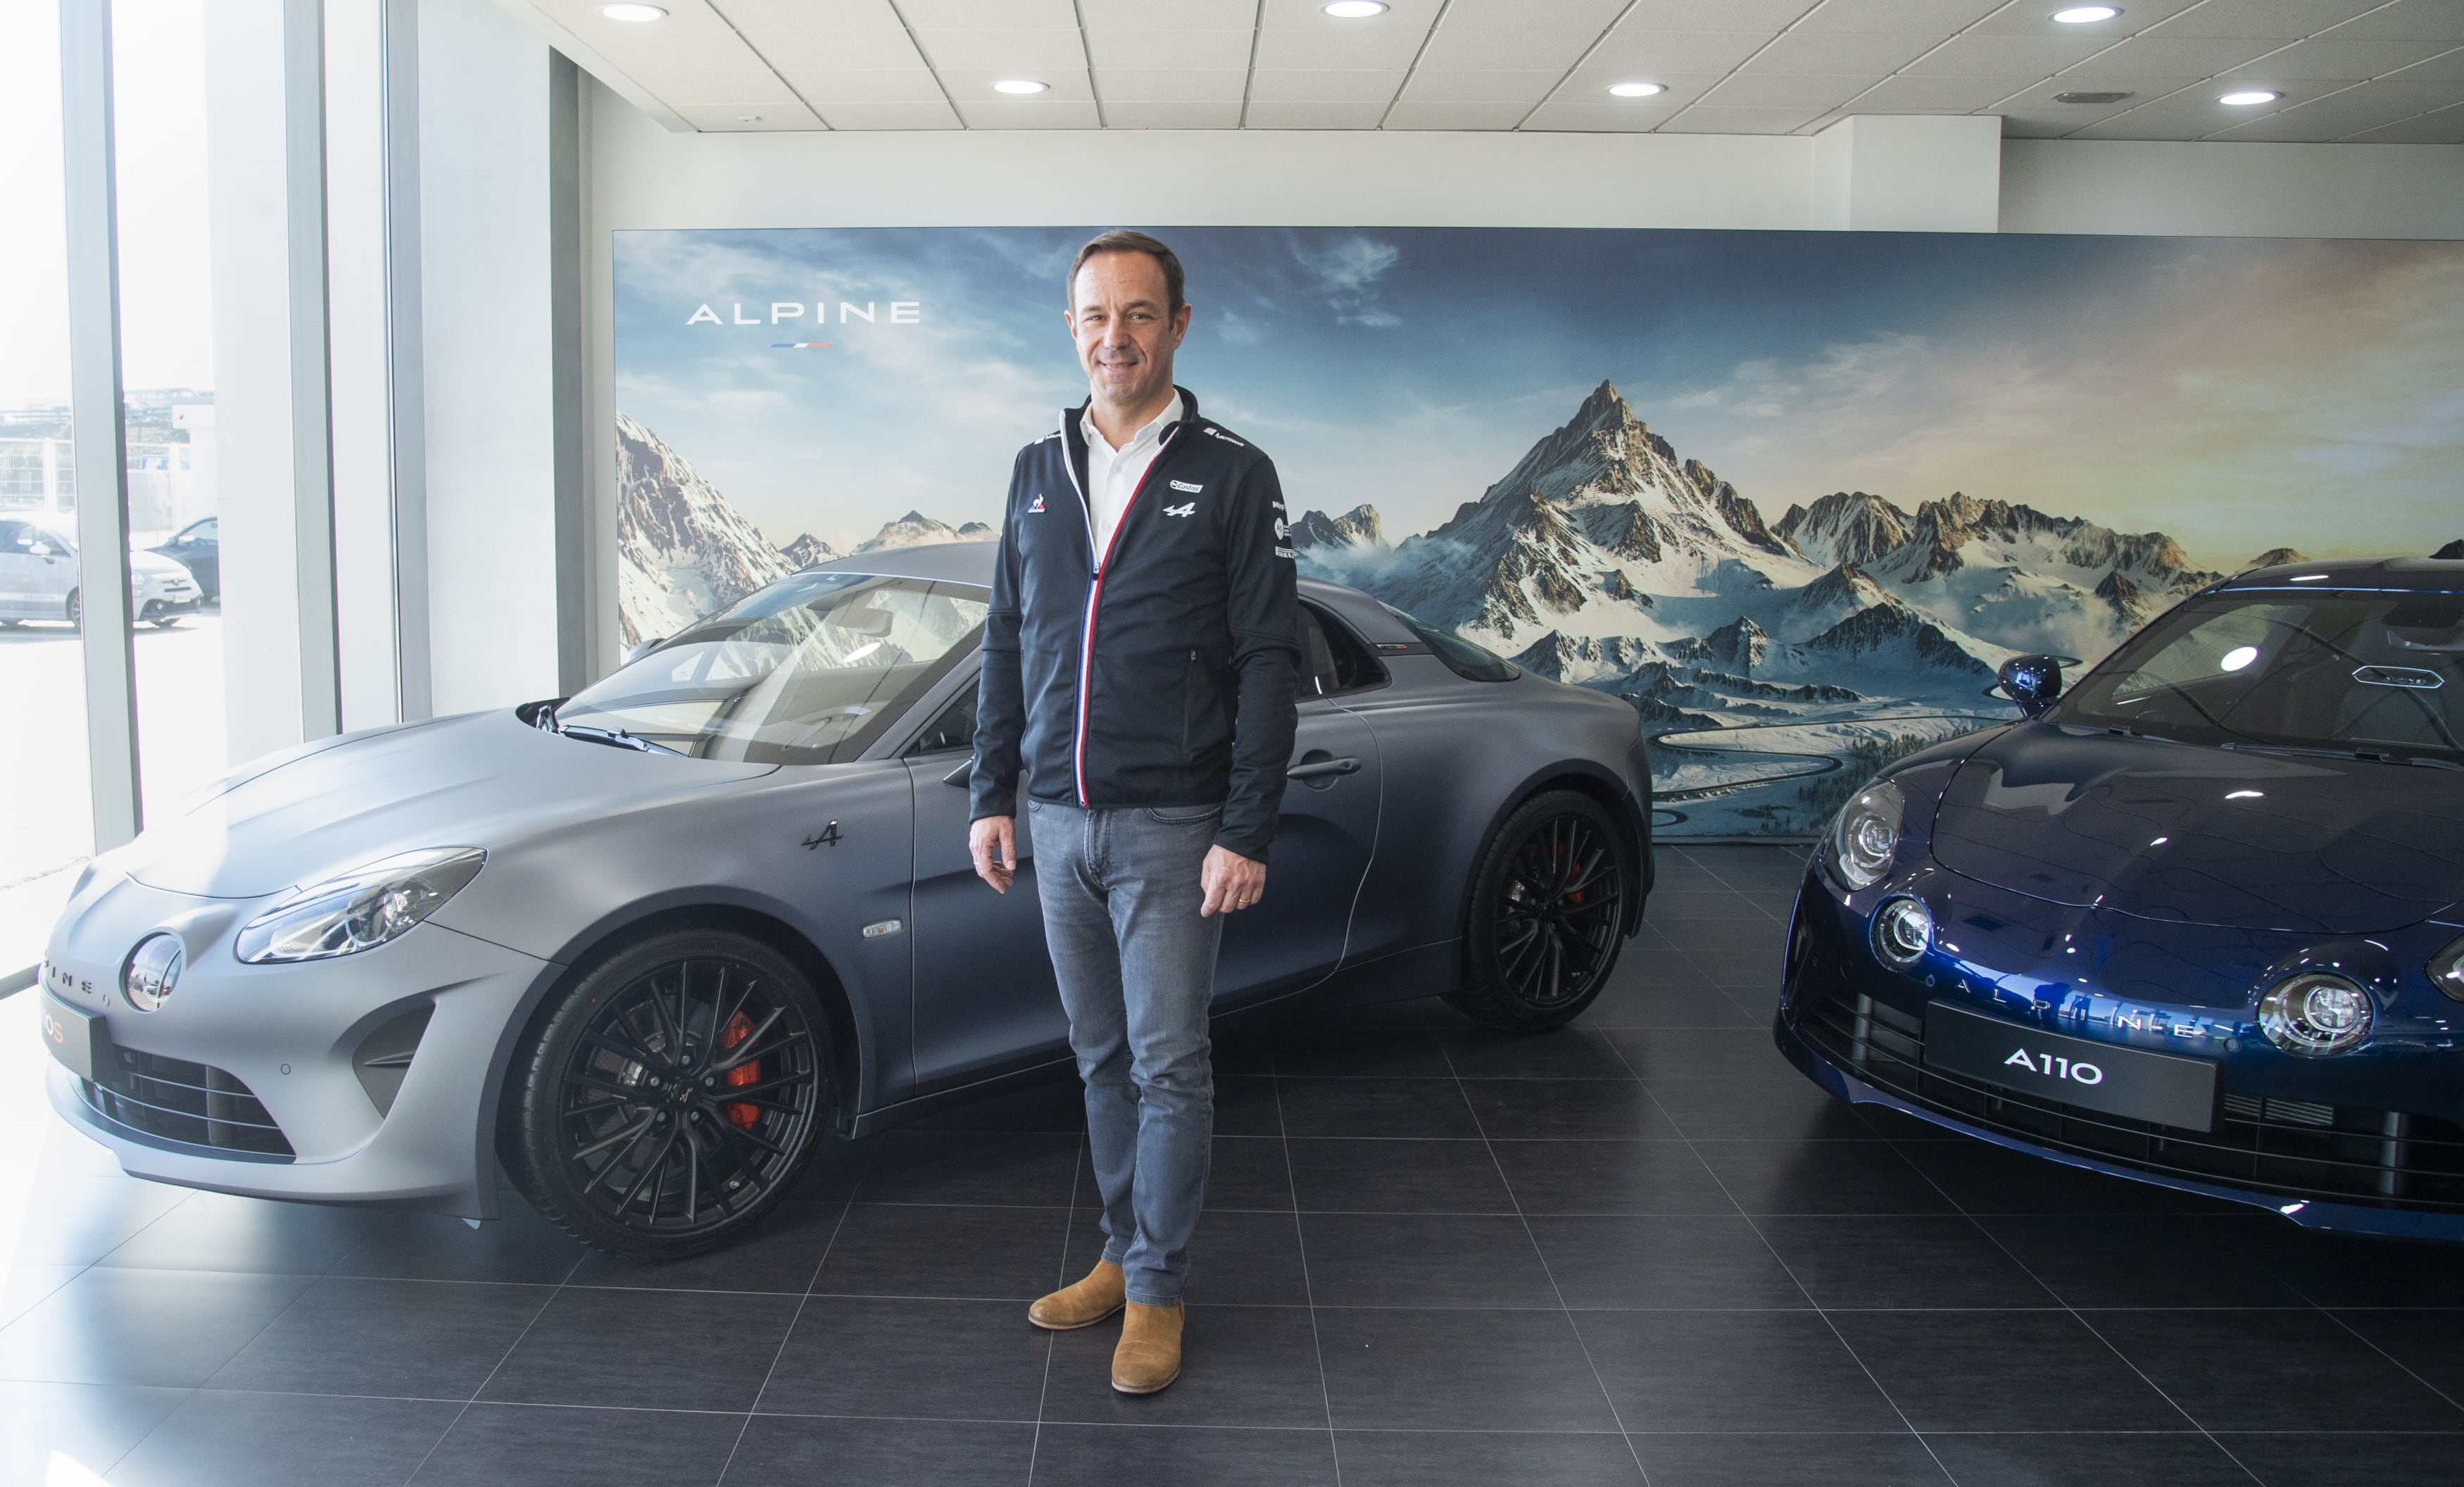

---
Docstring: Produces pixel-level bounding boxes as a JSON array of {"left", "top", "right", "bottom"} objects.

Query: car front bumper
[
  {"left": 1774, "top": 860, "right": 2464, "bottom": 1243},
  {"left": 39, "top": 867, "right": 556, "bottom": 1217}
]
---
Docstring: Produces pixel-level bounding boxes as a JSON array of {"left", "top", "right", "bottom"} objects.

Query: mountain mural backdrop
[{"left": 617, "top": 382, "right": 2284, "bottom": 836}]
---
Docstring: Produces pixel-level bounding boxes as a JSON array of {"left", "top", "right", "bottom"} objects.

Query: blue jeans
[{"left": 1026, "top": 798, "right": 1224, "bottom": 1307}]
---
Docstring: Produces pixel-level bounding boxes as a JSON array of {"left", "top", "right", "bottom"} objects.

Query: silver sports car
[{"left": 36, "top": 543, "right": 1654, "bottom": 1257}]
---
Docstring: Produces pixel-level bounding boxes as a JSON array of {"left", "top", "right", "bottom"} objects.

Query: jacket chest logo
[
  {"left": 1028, "top": 494, "right": 1045, "bottom": 513},
  {"left": 1163, "top": 502, "right": 1197, "bottom": 519},
  {"left": 1168, "top": 479, "right": 1202, "bottom": 494}
]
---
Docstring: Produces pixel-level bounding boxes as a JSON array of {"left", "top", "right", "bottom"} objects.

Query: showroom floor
[{"left": 4, "top": 845, "right": 2463, "bottom": 1486}]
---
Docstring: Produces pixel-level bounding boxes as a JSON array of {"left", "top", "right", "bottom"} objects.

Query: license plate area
[
  {"left": 38, "top": 988, "right": 108, "bottom": 1082},
  {"left": 1924, "top": 999, "right": 2220, "bottom": 1134}
]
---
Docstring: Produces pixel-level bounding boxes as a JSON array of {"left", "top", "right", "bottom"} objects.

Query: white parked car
[{"left": 0, "top": 516, "right": 202, "bottom": 628}]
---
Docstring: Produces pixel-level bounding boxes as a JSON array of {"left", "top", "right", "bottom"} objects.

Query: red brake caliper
[{"left": 719, "top": 1010, "right": 760, "bottom": 1129}]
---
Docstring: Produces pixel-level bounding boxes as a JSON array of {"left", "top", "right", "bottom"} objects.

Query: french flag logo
[{"left": 1028, "top": 494, "right": 1045, "bottom": 513}]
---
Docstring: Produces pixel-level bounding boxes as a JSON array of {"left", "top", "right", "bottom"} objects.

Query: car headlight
[
  {"left": 1830, "top": 780, "right": 1904, "bottom": 889},
  {"left": 234, "top": 848, "right": 486, "bottom": 964},
  {"left": 2258, "top": 972, "right": 2374, "bottom": 1057},
  {"left": 1872, "top": 896, "right": 1932, "bottom": 969},
  {"left": 2431, "top": 934, "right": 2464, "bottom": 1003},
  {"left": 123, "top": 932, "right": 184, "bottom": 1012}
]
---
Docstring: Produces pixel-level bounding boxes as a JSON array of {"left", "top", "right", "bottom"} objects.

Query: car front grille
[
  {"left": 80, "top": 1047, "right": 295, "bottom": 1160},
  {"left": 1792, "top": 979, "right": 2464, "bottom": 1212}
]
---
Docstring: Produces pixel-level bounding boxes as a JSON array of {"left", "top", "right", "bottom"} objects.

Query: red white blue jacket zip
[{"left": 970, "top": 388, "right": 1302, "bottom": 863}]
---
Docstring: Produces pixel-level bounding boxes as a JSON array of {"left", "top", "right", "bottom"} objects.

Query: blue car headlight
[
  {"left": 235, "top": 848, "right": 486, "bottom": 964},
  {"left": 2258, "top": 972, "right": 2373, "bottom": 1057},
  {"left": 2431, "top": 934, "right": 2464, "bottom": 1003},
  {"left": 1830, "top": 780, "right": 1904, "bottom": 889}
]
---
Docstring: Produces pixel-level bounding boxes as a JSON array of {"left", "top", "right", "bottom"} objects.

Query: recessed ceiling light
[
  {"left": 1323, "top": 1, "right": 1388, "bottom": 15},
  {"left": 600, "top": 3, "right": 666, "bottom": 21},
  {"left": 992, "top": 79, "right": 1049, "bottom": 94},
  {"left": 2051, "top": 6, "right": 2120, "bottom": 21},
  {"left": 1607, "top": 82, "right": 1666, "bottom": 98},
  {"left": 737, "top": 114, "right": 762, "bottom": 123},
  {"left": 2220, "top": 89, "right": 2280, "bottom": 105},
  {"left": 2054, "top": 89, "right": 2132, "bottom": 103}
]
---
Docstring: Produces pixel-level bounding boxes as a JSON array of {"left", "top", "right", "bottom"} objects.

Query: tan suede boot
[
  {"left": 1111, "top": 1301, "right": 1185, "bottom": 1394},
  {"left": 1028, "top": 1260, "right": 1126, "bottom": 1331}
]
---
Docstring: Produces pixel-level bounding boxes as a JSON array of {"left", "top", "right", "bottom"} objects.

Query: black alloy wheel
[
  {"left": 1447, "top": 790, "right": 1630, "bottom": 1031},
  {"left": 508, "top": 929, "right": 832, "bottom": 1258},
  {"left": 65, "top": 589, "right": 80, "bottom": 630}
]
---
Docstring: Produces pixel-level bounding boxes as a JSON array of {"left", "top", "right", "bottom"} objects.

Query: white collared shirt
[{"left": 1081, "top": 391, "right": 1181, "bottom": 565}]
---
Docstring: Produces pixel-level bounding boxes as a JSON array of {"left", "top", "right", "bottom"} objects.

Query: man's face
[{"left": 1067, "top": 251, "right": 1190, "bottom": 411}]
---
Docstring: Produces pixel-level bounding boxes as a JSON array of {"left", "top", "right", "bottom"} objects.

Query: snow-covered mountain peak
[
  {"left": 1290, "top": 505, "right": 1385, "bottom": 550},
  {"left": 856, "top": 511, "right": 995, "bottom": 553}
]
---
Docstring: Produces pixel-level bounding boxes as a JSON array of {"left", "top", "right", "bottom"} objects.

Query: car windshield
[
  {"left": 1378, "top": 601, "right": 1518, "bottom": 682},
  {"left": 2052, "top": 589, "right": 2464, "bottom": 765},
  {"left": 556, "top": 572, "right": 988, "bottom": 765}
]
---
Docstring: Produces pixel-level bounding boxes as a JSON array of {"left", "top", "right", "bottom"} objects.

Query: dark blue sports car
[{"left": 1775, "top": 556, "right": 2464, "bottom": 1239}]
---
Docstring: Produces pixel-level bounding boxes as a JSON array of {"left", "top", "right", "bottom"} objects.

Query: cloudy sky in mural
[{"left": 614, "top": 226, "right": 2463, "bottom": 565}]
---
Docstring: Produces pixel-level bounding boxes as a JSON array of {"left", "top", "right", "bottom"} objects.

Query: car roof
[
  {"left": 2218, "top": 556, "right": 2464, "bottom": 595},
  {"left": 801, "top": 538, "right": 1383, "bottom": 613}
]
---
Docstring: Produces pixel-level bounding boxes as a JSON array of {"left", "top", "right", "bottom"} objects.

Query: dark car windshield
[
  {"left": 1378, "top": 602, "right": 1518, "bottom": 682},
  {"left": 558, "top": 572, "right": 988, "bottom": 765},
  {"left": 2053, "top": 589, "right": 2464, "bottom": 765}
]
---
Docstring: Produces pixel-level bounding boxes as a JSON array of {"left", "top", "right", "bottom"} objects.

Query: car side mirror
[
  {"left": 624, "top": 636, "right": 667, "bottom": 665},
  {"left": 1997, "top": 654, "right": 2064, "bottom": 717}
]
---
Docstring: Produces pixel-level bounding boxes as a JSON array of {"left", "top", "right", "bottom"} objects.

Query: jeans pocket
[{"left": 1144, "top": 804, "right": 1222, "bottom": 827}]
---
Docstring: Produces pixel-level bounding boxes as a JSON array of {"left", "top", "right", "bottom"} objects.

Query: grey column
[
  {"left": 548, "top": 49, "right": 587, "bottom": 696},
  {"left": 286, "top": 0, "right": 343, "bottom": 739},
  {"left": 57, "top": 0, "right": 144, "bottom": 849},
  {"left": 383, "top": 0, "right": 431, "bottom": 720}
]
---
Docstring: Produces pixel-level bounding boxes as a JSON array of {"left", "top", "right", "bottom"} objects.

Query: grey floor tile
[
  {"left": 108, "top": 1389, "right": 460, "bottom": 1487},
  {"left": 1691, "top": 1138, "right": 1954, "bottom": 1215},
  {"left": 1275, "top": 1077, "right": 1481, "bottom": 1139},
  {"left": 1286, "top": 1138, "right": 1513, "bottom": 1214},
  {"left": 850, "top": 1131, "right": 1083, "bottom": 1207},
  {"left": 0, "top": 1267, "right": 316, "bottom": 1387},
  {"left": 1978, "top": 1214, "right": 2313, "bottom": 1308},
  {"left": 1040, "top": 1303, "right": 1327, "bottom": 1427},
  {"left": 1628, "top": 1431, "right": 1942, "bottom": 1486},
  {"left": 1754, "top": 1215, "right": 2059, "bottom": 1309},
  {"left": 477, "top": 1286, "right": 798, "bottom": 1412},
  {"left": 2332, "top": 1307, "right": 2464, "bottom": 1402},
  {"left": 325, "top": 1205, "right": 588, "bottom": 1286},
  {"left": 206, "top": 1276, "right": 553, "bottom": 1398},
  {"left": 1271, "top": 1027, "right": 1453, "bottom": 1078},
  {"left": 1460, "top": 1078, "right": 1685, "bottom": 1139},
  {"left": 1489, "top": 1139, "right": 1735, "bottom": 1215},
  {"left": 1297, "top": 1212, "right": 1558, "bottom": 1308},
  {"left": 94, "top": 1191, "right": 389, "bottom": 1276},
  {"left": 1530, "top": 1214, "right": 1809, "bottom": 1310},
  {"left": 1029, "top": 1423, "right": 1338, "bottom": 1485},
  {"left": 408, "top": 1402, "right": 744, "bottom": 1486},
  {"left": 1205, "top": 1134, "right": 1298, "bottom": 1211},
  {"left": 1213, "top": 1074, "right": 1285, "bottom": 1136},
  {"left": 1925, "top": 1430, "right": 2258, "bottom": 1486},
  {"left": 810, "top": 1201, "right": 1069, "bottom": 1300},
  {"left": 1575, "top": 1309, "right": 1902, "bottom": 1433},
  {"left": 2087, "top": 1309, "right": 2464, "bottom": 1433},
  {"left": 1333, "top": 1429, "right": 1643, "bottom": 1486},
  {"left": 1833, "top": 1309, "right": 2188, "bottom": 1433},
  {"left": 566, "top": 1199, "right": 845, "bottom": 1295},
  {"left": 1065, "top": 1207, "right": 1311, "bottom": 1307},
  {"left": 0, "top": 1379, "right": 189, "bottom": 1486},
  {"left": 1638, "top": 1077, "right": 1878, "bottom": 1141},
  {"left": 1604, "top": 1027, "right": 1802, "bottom": 1081},
  {"left": 1317, "top": 1307, "right": 1620, "bottom": 1431},
  {"left": 1439, "top": 1027, "right": 1632, "bottom": 1080},
  {"left": 1, "top": 1262, "right": 82, "bottom": 1331},
  {"left": 4, "top": 1176, "right": 190, "bottom": 1268},
  {"left": 2208, "top": 1431, "right": 2464, "bottom": 1486},
  {"left": 755, "top": 1295, "right": 1048, "bottom": 1420},
  {"left": 721, "top": 1414, "right": 1032, "bottom": 1486},
  {"left": 905, "top": 1077, "right": 1086, "bottom": 1133}
]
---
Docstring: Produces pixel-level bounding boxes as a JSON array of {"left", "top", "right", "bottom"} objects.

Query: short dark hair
[{"left": 1067, "top": 230, "right": 1186, "bottom": 316}]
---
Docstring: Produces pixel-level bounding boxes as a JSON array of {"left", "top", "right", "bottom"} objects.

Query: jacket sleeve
[
  {"left": 1217, "top": 454, "right": 1303, "bottom": 862},
  {"left": 969, "top": 451, "right": 1031, "bottom": 822}
]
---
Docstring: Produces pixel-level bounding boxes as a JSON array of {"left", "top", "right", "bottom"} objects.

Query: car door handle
[{"left": 1286, "top": 756, "right": 1360, "bottom": 781}]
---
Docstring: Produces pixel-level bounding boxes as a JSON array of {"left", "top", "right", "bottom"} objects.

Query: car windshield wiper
[
  {"left": 556, "top": 723, "right": 686, "bottom": 757},
  {"left": 2216, "top": 739, "right": 2463, "bottom": 770}
]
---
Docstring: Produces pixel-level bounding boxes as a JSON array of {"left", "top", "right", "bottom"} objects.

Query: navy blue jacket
[{"left": 970, "top": 389, "right": 1302, "bottom": 861}]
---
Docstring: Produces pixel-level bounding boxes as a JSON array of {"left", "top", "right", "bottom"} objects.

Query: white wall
[
  {"left": 2000, "top": 139, "right": 2464, "bottom": 239},
  {"left": 417, "top": 0, "right": 561, "bottom": 715}
]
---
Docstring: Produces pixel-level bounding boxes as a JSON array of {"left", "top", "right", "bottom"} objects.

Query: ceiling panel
[
  {"left": 1397, "top": 69, "right": 1565, "bottom": 103},
  {"left": 515, "top": 0, "right": 2464, "bottom": 137},
  {"left": 1095, "top": 68, "right": 1250, "bottom": 101},
  {"left": 1385, "top": 101, "right": 1535, "bottom": 128},
  {"left": 1084, "top": 30, "right": 1257, "bottom": 69},
  {"left": 1703, "top": 73, "right": 1875, "bottom": 111},
  {"left": 2149, "top": 0, "right": 2394, "bottom": 40},
  {"left": 776, "top": 68, "right": 948, "bottom": 102},
  {"left": 815, "top": 99, "right": 963, "bottom": 128},
  {"left": 2346, "top": 101, "right": 2464, "bottom": 138},
  {"left": 1747, "top": 28, "right": 1944, "bottom": 72},
  {"left": 1104, "top": 99, "right": 1245, "bottom": 127}
]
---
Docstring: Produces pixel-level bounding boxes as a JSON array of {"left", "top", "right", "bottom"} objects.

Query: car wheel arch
[
  {"left": 479, "top": 901, "right": 868, "bottom": 1203},
  {"left": 1469, "top": 761, "right": 1654, "bottom": 939}
]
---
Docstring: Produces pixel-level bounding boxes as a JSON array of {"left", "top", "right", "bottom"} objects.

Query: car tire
[
  {"left": 64, "top": 589, "right": 80, "bottom": 630},
  {"left": 1445, "top": 789, "right": 1631, "bottom": 1032},
  {"left": 506, "top": 928, "right": 836, "bottom": 1260}
]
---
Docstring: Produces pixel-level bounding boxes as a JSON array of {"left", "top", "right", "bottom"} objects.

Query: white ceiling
[{"left": 510, "top": 0, "right": 2464, "bottom": 142}]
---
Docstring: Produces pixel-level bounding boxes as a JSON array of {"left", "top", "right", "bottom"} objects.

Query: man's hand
[
  {"left": 1200, "top": 845, "right": 1266, "bottom": 918},
  {"left": 970, "top": 815, "right": 1017, "bottom": 893}
]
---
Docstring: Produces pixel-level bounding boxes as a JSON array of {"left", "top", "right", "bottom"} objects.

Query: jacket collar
[{"left": 1058, "top": 385, "right": 1201, "bottom": 501}]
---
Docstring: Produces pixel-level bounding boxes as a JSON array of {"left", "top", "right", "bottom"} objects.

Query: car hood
[
  {"left": 132, "top": 549, "right": 189, "bottom": 578},
  {"left": 115, "top": 709, "right": 777, "bottom": 898},
  {"left": 1929, "top": 722, "right": 2464, "bottom": 934}
]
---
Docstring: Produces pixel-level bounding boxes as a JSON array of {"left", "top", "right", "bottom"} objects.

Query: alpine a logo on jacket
[{"left": 970, "top": 387, "right": 1302, "bottom": 862}]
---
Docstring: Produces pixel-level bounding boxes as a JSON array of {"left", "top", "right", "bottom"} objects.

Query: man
[{"left": 969, "top": 230, "right": 1300, "bottom": 1395}]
